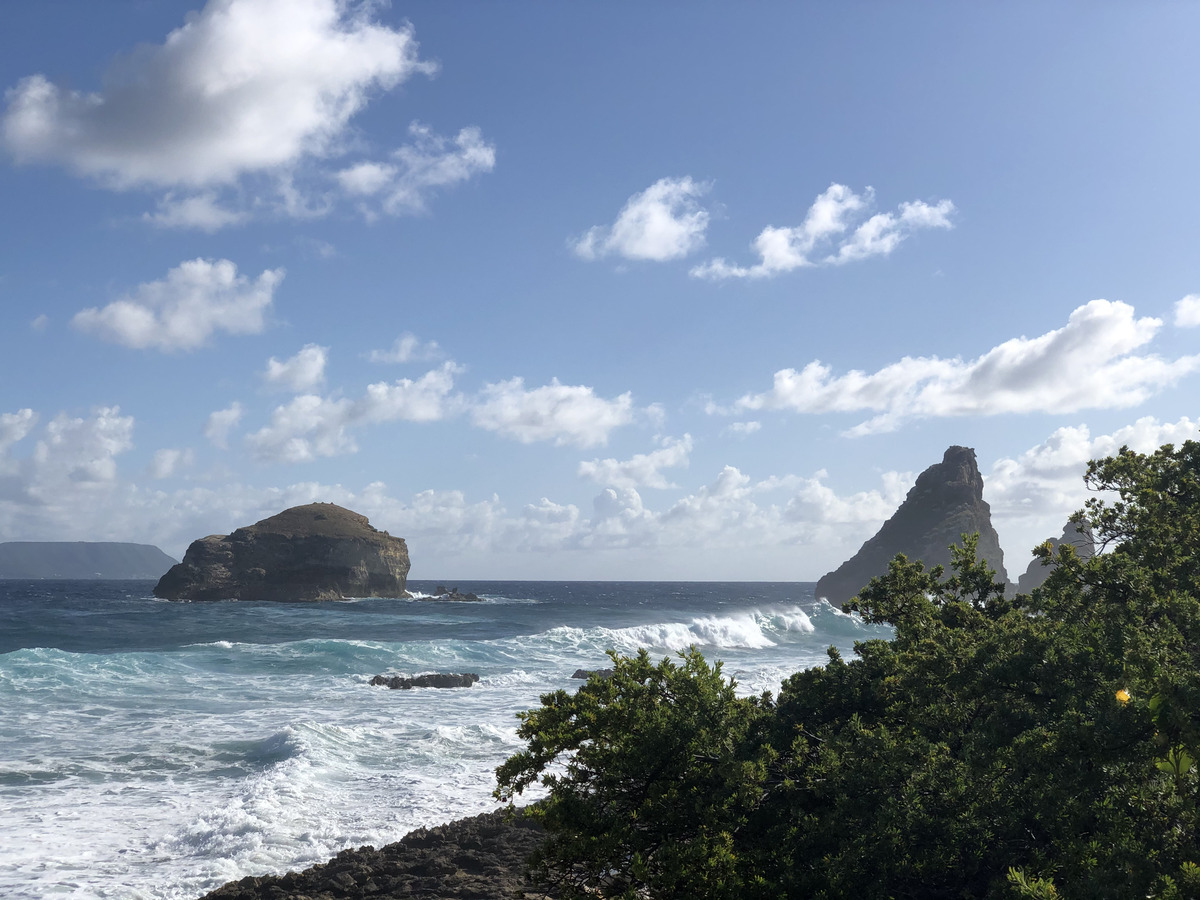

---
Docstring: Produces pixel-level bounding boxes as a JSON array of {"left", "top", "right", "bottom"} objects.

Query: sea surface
[{"left": 0, "top": 579, "right": 889, "bottom": 899}]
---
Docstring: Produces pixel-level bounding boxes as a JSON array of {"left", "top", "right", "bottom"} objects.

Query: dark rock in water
[
  {"left": 154, "top": 503, "right": 410, "bottom": 602},
  {"left": 370, "top": 673, "right": 480, "bottom": 689},
  {"left": 1016, "top": 520, "right": 1095, "bottom": 594},
  {"left": 197, "top": 808, "right": 556, "bottom": 899},
  {"left": 0, "top": 541, "right": 177, "bottom": 579},
  {"left": 421, "top": 585, "right": 483, "bottom": 602},
  {"left": 571, "top": 668, "right": 615, "bottom": 680},
  {"left": 816, "top": 446, "right": 1009, "bottom": 607}
]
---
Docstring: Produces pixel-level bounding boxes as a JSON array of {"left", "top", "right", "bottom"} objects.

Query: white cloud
[
  {"left": 31, "top": 407, "right": 134, "bottom": 489},
  {"left": 264, "top": 343, "right": 328, "bottom": 392},
  {"left": 0, "top": 409, "right": 37, "bottom": 452},
  {"left": 691, "top": 183, "right": 954, "bottom": 279},
  {"left": 1175, "top": 294, "right": 1200, "bottom": 328},
  {"left": 336, "top": 122, "right": 496, "bottom": 217},
  {"left": 730, "top": 300, "right": 1200, "bottom": 435},
  {"left": 247, "top": 394, "right": 357, "bottom": 462},
  {"left": 578, "top": 434, "right": 692, "bottom": 489},
  {"left": 30, "top": 314, "right": 49, "bottom": 332},
  {"left": 149, "top": 448, "right": 194, "bottom": 479},
  {"left": 2, "top": 0, "right": 434, "bottom": 188},
  {"left": 205, "top": 402, "right": 244, "bottom": 449},
  {"left": 72, "top": 258, "right": 283, "bottom": 351},
  {"left": 725, "top": 421, "right": 762, "bottom": 437},
  {"left": 2, "top": 1, "right": 495, "bottom": 228},
  {"left": 358, "top": 362, "right": 463, "bottom": 424},
  {"left": 367, "top": 332, "right": 442, "bottom": 364},
  {"left": 144, "top": 192, "right": 247, "bottom": 231},
  {"left": 985, "top": 416, "right": 1200, "bottom": 567},
  {"left": 247, "top": 362, "right": 462, "bottom": 462},
  {"left": 471, "top": 378, "right": 635, "bottom": 447},
  {"left": 574, "top": 177, "right": 711, "bottom": 262}
]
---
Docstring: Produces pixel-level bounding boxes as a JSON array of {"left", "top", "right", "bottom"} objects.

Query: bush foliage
[{"left": 496, "top": 439, "right": 1200, "bottom": 899}]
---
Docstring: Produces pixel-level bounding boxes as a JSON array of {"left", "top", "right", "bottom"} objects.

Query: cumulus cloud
[
  {"left": 2, "top": 0, "right": 493, "bottom": 227},
  {"left": 72, "top": 258, "right": 283, "bottom": 351},
  {"left": 725, "top": 421, "right": 762, "bottom": 437},
  {"left": 0, "top": 409, "right": 38, "bottom": 452},
  {"left": 691, "top": 183, "right": 954, "bottom": 279},
  {"left": 367, "top": 332, "right": 442, "bottom": 364},
  {"left": 1175, "top": 294, "right": 1200, "bottom": 328},
  {"left": 335, "top": 122, "right": 496, "bottom": 217},
  {"left": 30, "top": 314, "right": 49, "bottom": 332},
  {"left": 985, "top": 416, "right": 1200, "bottom": 566},
  {"left": 578, "top": 434, "right": 693, "bottom": 489},
  {"left": 264, "top": 343, "right": 328, "bottom": 392},
  {"left": 573, "top": 176, "right": 711, "bottom": 262},
  {"left": 2, "top": 0, "right": 434, "bottom": 187},
  {"left": 471, "top": 378, "right": 635, "bottom": 447},
  {"left": 143, "top": 192, "right": 248, "bottom": 231},
  {"left": 205, "top": 402, "right": 244, "bottom": 449},
  {"left": 31, "top": 407, "right": 134, "bottom": 489},
  {"left": 247, "top": 361, "right": 461, "bottom": 462},
  {"left": 728, "top": 300, "right": 1200, "bottom": 435},
  {"left": 149, "top": 448, "right": 194, "bottom": 479}
]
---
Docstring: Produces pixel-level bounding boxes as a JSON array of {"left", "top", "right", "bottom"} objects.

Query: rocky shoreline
[{"left": 199, "top": 808, "right": 555, "bottom": 900}]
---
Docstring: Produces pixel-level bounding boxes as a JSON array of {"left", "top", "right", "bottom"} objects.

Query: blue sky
[{"left": 1, "top": 1, "right": 1198, "bottom": 580}]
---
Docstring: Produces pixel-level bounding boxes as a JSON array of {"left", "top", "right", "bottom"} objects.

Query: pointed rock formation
[
  {"left": 154, "top": 503, "right": 410, "bottom": 601},
  {"left": 816, "top": 446, "right": 1008, "bottom": 606},
  {"left": 1016, "top": 520, "right": 1095, "bottom": 594}
]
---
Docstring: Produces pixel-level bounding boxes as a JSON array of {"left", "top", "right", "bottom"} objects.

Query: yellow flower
[{"left": 1116, "top": 688, "right": 1131, "bottom": 703}]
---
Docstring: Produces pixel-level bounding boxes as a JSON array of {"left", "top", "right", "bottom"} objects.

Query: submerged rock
[
  {"left": 421, "top": 585, "right": 483, "bottom": 602},
  {"left": 154, "top": 503, "right": 410, "bottom": 602},
  {"left": 370, "top": 673, "right": 480, "bottom": 689},
  {"left": 1016, "top": 520, "right": 1095, "bottom": 594},
  {"left": 816, "top": 446, "right": 1009, "bottom": 607}
]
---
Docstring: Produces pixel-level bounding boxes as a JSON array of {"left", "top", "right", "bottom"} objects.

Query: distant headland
[
  {"left": 154, "top": 502, "right": 411, "bottom": 602},
  {"left": 0, "top": 542, "right": 177, "bottom": 580}
]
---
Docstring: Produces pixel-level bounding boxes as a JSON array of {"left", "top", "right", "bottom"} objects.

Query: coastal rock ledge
[{"left": 154, "top": 503, "right": 410, "bottom": 602}]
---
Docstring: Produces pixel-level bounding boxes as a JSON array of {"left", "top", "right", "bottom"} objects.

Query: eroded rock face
[
  {"left": 815, "top": 446, "right": 1009, "bottom": 606},
  {"left": 1016, "top": 520, "right": 1095, "bottom": 594},
  {"left": 154, "top": 503, "right": 410, "bottom": 601}
]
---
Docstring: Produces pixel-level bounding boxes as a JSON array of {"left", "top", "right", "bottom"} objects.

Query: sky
[{"left": 1, "top": 1, "right": 1198, "bottom": 581}]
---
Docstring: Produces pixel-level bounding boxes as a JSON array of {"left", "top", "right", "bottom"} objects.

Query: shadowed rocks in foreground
[
  {"left": 154, "top": 503, "right": 410, "bottom": 602},
  {"left": 816, "top": 446, "right": 1009, "bottom": 606},
  {"left": 198, "top": 809, "right": 555, "bottom": 900}
]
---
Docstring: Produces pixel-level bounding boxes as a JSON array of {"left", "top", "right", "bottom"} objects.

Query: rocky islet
[{"left": 154, "top": 503, "right": 411, "bottom": 602}]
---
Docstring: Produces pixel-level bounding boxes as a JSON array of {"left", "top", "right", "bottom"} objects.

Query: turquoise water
[{"left": 0, "top": 580, "right": 886, "bottom": 899}]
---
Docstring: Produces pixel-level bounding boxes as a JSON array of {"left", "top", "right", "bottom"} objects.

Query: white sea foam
[{"left": 0, "top": 582, "right": 869, "bottom": 899}]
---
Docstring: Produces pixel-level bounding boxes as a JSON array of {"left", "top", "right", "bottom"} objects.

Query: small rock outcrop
[
  {"left": 198, "top": 808, "right": 555, "bottom": 900},
  {"left": 370, "top": 673, "right": 480, "bottom": 689},
  {"left": 154, "top": 503, "right": 410, "bottom": 601},
  {"left": 571, "top": 668, "right": 615, "bottom": 680},
  {"left": 420, "top": 585, "right": 482, "bottom": 602},
  {"left": 816, "top": 446, "right": 1009, "bottom": 606},
  {"left": 1016, "top": 520, "right": 1095, "bottom": 594}
]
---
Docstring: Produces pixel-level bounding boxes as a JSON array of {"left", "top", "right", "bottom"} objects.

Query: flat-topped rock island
[{"left": 154, "top": 503, "right": 411, "bottom": 601}]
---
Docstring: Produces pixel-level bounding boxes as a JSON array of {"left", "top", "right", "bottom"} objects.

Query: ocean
[{"left": 0, "top": 579, "right": 889, "bottom": 899}]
